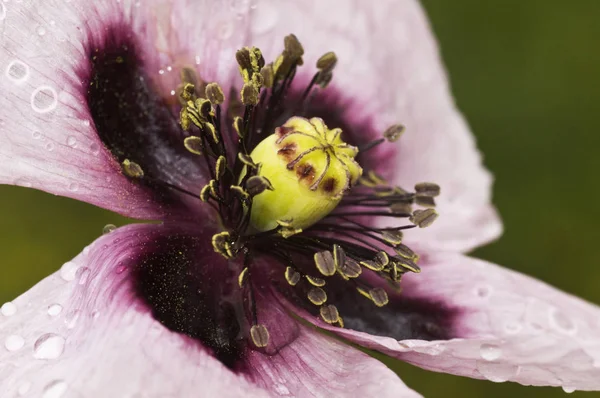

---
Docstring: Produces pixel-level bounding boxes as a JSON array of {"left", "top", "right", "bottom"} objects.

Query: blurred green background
[{"left": 1, "top": 0, "right": 599, "bottom": 396}]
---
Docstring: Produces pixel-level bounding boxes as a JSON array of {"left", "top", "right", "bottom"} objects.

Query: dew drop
[
  {"left": 66, "top": 136, "right": 77, "bottom": 147},
  {"left": 45, "top": 142, "right": 54, "bottom": 151},
  {"left": 115, "top": 264, "right": 127, "bottom": 274},
  {"left": 474, "top": 285, "right": 492, "bottom": 298},
  {"left": 33, "top": 333, "right": 65, "bottom": 359},
  {"left": 476, "top": 361, "right": 519, "bottom": 383},
  {"left": 47, "top": 304, "right": 63, "bottom": 317},
  {"left": 480, "top": 343, "right": 502, "bottom": 361},
  {"left": 42, "top": 380, "right": 68, "bottom": 398},
  {"left": 195, "top": 55, "right": 201, "bottom": 65},
  {"left": 31, "top": 85, "right": 58, "bottom": 113},
  {"left": 0, "top": 3, "right": 6, "bottom": 21},
  {"left": 82, "top": 119, "right": 90, "bottom": 127},
  {"left": 18, "top": 382, "right": 32, "bottom": 396},
  {"left": 562, "top": 386, "right": 576, "bottom": 394},
  {"left": 4, "top": 334, "right": 25, "bottom": 351},
  {"left": 68, "top": 182, "right": 79, "bottom": 192},
  {"left": 166, "top": 65, "right": 172, "bottom": 72},
  {"left": 103, "top": 224, "right": 117, "bottom": 234},
  {"left": 6, "top": 60, "right": 30, "bottom": 84},
  {"left": 217, "top": 20, "right": 234, "bottom": 40},
  {"left": 37, "top": 25, "right": 47, "bottom": 36},
  {"left": 170, "top": 90, "right": 176, "bottom": 96},
  {"left": 1, "top": 301, "right": 17, "bottom": 316},
  {"left": 158, "top": 69, "right": 165, "bottom": 75},
  {"left": 76, "top": 267, "right": 91, "bottom": 285},
  {"left": 32, "top": 130, "right": 42, "bottom": 139},
  {"left": 90, "top": 143, "right": 100, "bottom": 156},
  {"left": 65, "top": 309, "right": 80, "bottom": 329},
  {"left": 60, "top": 261, "right": 80, "bottom": 281},
  {"left": 549, "top": 308, "right": 577, "bottom": 335},
  {"left": 91, "top": 310, "right": 100, "bottom": 320}
]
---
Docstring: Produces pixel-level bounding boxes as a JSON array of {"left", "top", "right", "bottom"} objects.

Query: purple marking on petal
[{"left": 77, "top": 24, "right": 209, "bottom": 217}]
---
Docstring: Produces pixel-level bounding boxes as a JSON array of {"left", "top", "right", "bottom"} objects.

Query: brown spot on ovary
[
  {"left": 322, "top": 177, "right": 336, "bottom": 193},
  {"left": 277, "top": 142, "right": 297, "bottom": 162},
  {"left": 296, "top": 163, "right": 315, "bottom": 184}
]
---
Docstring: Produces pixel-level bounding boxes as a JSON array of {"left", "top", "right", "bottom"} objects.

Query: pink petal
[
  {"left": 317, "top": 253, "right": 600, "bottom": 391},
  {"left": 0, "top": 0, "right": 246, "bottom": 219},
  {"left": 0, "top": 223, "right": 420, "bottom": 397},
  {"left": 249, "top": 0, "right": 502, "bottom": 252}
]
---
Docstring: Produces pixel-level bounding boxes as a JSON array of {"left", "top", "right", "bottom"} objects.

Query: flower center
[{"left": 121, "top": 34, "right": 440, "bottom": 350}]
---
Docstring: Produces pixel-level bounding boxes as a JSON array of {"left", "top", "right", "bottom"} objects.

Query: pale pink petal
[
  {"left": 0, "top": 0, "right": 246, "bottom": 219},
  {"left": 0, "top": 223, "right": 420, "bottom": 397},
  {"left": 249, "top": 0, "right": 502, "bottom": 252},
  {"left": 313, "top": 253, "right": 600, "bottom": 391}
]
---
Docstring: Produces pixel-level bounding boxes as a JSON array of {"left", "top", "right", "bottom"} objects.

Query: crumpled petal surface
[
  {"left": 0, "top": 0, "right": 246, "bottom": 220},
  {"left": 312, "top": 253, "right": 600, "bottom": 391},
  {"left": 249, "top": 0, "right": 502, "bottom": 253},
  {"left": 0, "top": 224, "right": 421, "bottom": 398}
]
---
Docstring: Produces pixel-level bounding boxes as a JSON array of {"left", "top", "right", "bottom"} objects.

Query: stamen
[
  {"left": 121, "top": 159, "right": 144, "bottom": 178},
  {"left": 319, "top": 304, "right": 340, "bottom": 324},
  {"left": 314, "top": 250, "right": 336, "bottom": 276},
  {"left": 250, "top": 324, "right": 270, "bottom": 348},
  {"left": 369, "top": 287, "right": 389, "bottom": 307},
  {"left": 410, "top": 208, "right": 439, "bottom": 228},
  {"left": 183, "top": 136, "right": 203, "bottom": 155},
  {"left": 307, "top": 287, "right": 328, "bottom": 305},
  {"left": 205, "top": 83, "right": 225, "bottom": 105},
  {"left": 285, "top": 266, "right": 301, "bottom": 286},
  {"left": 383, "top": 124, "right": 406, "bottom": 142}
]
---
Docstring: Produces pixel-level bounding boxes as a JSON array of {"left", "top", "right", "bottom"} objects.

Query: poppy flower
[{"left": 1, "top": 0, "right": 599, "bottom": 397}]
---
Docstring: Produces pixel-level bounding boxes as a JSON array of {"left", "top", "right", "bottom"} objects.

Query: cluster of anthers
[{"left": 122, "top": 35, "right": 440, "bottom": 349}]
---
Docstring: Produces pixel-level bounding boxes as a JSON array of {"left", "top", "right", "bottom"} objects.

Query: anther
[
  {"left": 285, "top": 266, "right": 301, "bottom": 286},
  {"left": 360, "top": 260, "right": 384, "bottom": 272},
  {"left": 205, "top": 83, "right": 225, "bottom": 105},
  {"left": 383, "top": 124, "right": 406, "bottom": 142},
  {"left": 233, "top": 116, "right": 245, "bottom": 139},
  {"left": 250, "top": 324, "right": 270, "bottom": 348},
  {"left": 307, "top": 287, "right": 327, "bottom": 305},
  {"left": 314, "top": 250, "right": 336, "bottom": 276},
  {"left": 415, "top": 182, "right": 441, "bottom": 197},
  {"left": 394, "top": 244, "right": 417, "bottom": 260},
  {"left": 415, "top": 195, "right": 436, "bottom": 208},
  {"left": 410, "top": 208, "right": 439, "bottom": 228},
  {"left": 183, "top": 136, "right": 203, "bottom": 155},
  {"left": 238, "top": 267, "right": 249, "bottom": 288},
  {"left": 245, "top": 176, "right": 274, "bottom": 196},
  {"left": 369, "top": 287, "right": 389, "bottom": 307},
  {"left": 215, "top": 156, "right": 227, "bottom": 179},
  {"left": 306, "top": 275, "right": 326, "bottom": 287},
  {"left": 121, "top": 159, "right": 144, "bottom": 178},
  {"left": 241, "top": 84, "right": 259, "bottom": 106},
  {"left": 204, "top": 122, "right": 219, "bottom": 144},
  {"left": 260, "top": 64, "right": 274, "bottom": 88},
  {"left": 337, "top": 258, "right": 362, "bottom": 279},
  {"left": 375, "top": 251, "right": 390, "bottom": 267},
  {"left": 212, "top": 232, "right": 233, "bottom": 258},
  {"left": 332, "top": 244, "right": 346, "bottom": 269},
  {"left": 381, "top": 230, "right": 403, "bottom": 246},
  {"left": 319, "top": 304, "right": 340, "bottom": 324},
  {"left": 316, "top": 52, "right": 337, "bottom": 73}
]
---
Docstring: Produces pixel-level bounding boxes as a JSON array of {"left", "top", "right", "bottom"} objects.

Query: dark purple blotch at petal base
[
  {"left": 131, "top": 228, "right": 248, "bottom": 370},
  {"left": 79, "top": 25, "right": 207, "bottom": 215}
]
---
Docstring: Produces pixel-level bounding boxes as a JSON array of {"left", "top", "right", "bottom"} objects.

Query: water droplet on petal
[
  {"left": 60, "top": 261, "right": 80, "bottom": 281},
  {"left": 37, "top": 25, "right": 47, "bottom": 36},
  {"left": 66, "top": 136, "right": 77, "bottom": 147},
  {"left": 0, "top": 3, "right": 6, "bottom": 21},
  {"left": 91, "top": 310, "right": 100, "bottom": 320},
  {"left": 474, "top": 285, "right": 493, "bottom": 298},
  {"left": 103, "top": 224, "right": 117, "bottom": 234},
  {"left": 6, "top": 60, "right": 30, "bottom": 84},
  {"left": 31, "top": 85, "right": 58, "bottom": 113},
  {"left": 4, "top": 334, "right": 25, "bottom": 351},
  {"left": 42, "top": 380, "right": 68, "bottom": 398},
  {"left": 549, "top": 308, "right": 577, "bottom": 335},
  {"left": 90, "top": 143, "right": 100, "bottom": 155},
  {"left": 33, "top": 333, "right": 65, "bottom": 359},
  {"left": 562, "top": 386, "right": 576, "bottom": 393},
  {"left": 32, "top": 130, "right": 42, "bottom": 139},
  {"left": 480, "top": 343, "right": 502, "bottom": 361},
  {"left": 45, "top": 142, "right": 54, "bottom": 151},
  {"left": 158, "top": 69, "right": 165, "bottom": 75},
  {"left": 476, "top": 361, "right": 519, "bottom": 383},
  {"left": 115, "top": 264, "right": 127, "bottom": 274},
  {"left": 1, "top": 301, "right": 17, "bottom": 316},
  {"left": 82, "top": 119, "right": 90, "bottom": 127},
  {"left": 18, "top": 382, "right": 32, "bottom": 396},
  {"left": 47, "top": 304, "right": 63, "bottom": 316},
  {"left": 217, "top": 20, "right": 234, "bottom": 39},
  {"left": 76, "top": 267, "right": 90, "bottom": 285},
  {"left": 68, "top": 182, "right": 79, "bottom": 192}
]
